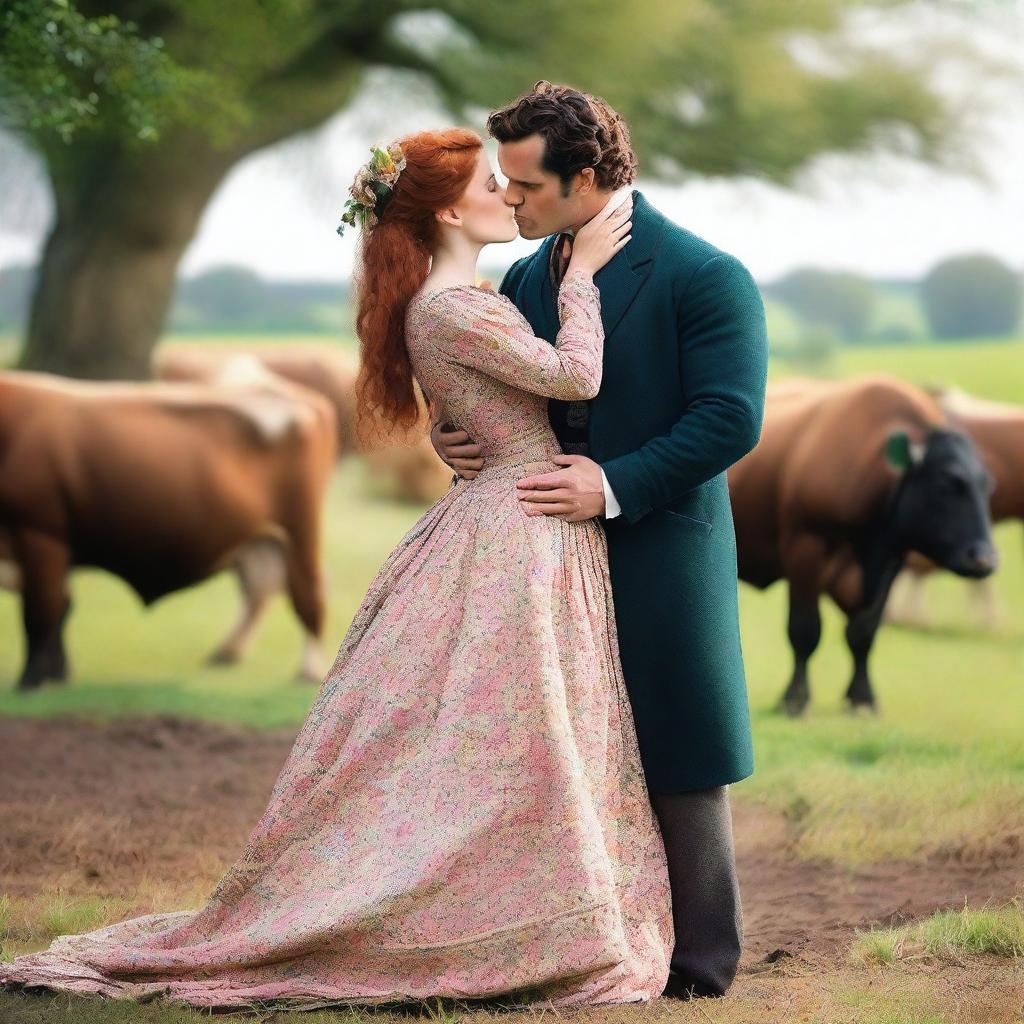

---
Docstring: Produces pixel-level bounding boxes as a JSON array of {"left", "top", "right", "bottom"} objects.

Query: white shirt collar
[{"left": 564, "top": 184, "right": 635, "bottom": 238}]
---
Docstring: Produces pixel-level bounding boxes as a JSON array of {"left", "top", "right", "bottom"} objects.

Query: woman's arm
[{"left": 438, "top": 271, "right": 604, "bottom": 401}]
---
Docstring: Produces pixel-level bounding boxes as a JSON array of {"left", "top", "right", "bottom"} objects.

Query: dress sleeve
[{"left": 437, "top": 270, "right": 604, "bottom": 401}]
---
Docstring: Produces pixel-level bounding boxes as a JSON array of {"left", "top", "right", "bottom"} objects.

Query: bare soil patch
[{"left": 1, "top": 715, "right": 1022, "bottom": 1021}]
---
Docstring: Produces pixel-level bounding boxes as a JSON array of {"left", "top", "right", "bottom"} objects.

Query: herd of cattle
[
  {"left": 0, "top": 346, "right": 453, "bottom": 692},
  {"left": 0, "top": 348, "right": 1020, "bottom": 718}
]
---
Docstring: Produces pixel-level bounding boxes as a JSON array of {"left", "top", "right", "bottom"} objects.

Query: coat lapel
[{"left": 593, "top": 189, "right": 662, "bottom": 339}]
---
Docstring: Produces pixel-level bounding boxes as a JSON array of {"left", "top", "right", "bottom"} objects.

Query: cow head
[{"left": 886, "top": 427, "right": 997, "bottom": 578}]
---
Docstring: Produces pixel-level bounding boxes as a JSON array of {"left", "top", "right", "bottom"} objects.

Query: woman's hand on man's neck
[{"left": 567, "top": 184, "right": 634, "bottom": 236}]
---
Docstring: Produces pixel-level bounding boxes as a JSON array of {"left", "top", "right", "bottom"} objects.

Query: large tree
[{"left": 0, "top": 0, "right": 1000, "bottom": 378}]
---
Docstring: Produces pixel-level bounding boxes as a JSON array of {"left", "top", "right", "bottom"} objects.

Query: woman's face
[{"left": 449, "top": 149, "right": 518, "bottom": 245}]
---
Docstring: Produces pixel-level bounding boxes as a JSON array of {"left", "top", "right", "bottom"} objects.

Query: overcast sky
[{"left": 1, "top": 4, "right": 1021, "bottom": 286}]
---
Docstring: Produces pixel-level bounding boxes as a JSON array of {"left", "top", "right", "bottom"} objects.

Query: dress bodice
[{"left": 404, "top": 271, "right": 604, "bottom": 473}]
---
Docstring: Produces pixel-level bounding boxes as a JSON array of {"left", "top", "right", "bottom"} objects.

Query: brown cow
[
  {"left": 154, "top": 344, "right": 453, "bottom": 503},
  {"left": 0, "top": 360, "right": 336, "bottom": 690},
  {"left": 885, "top": 385, "right": 1024, "bottom": 630},
  {"left": 728, "top": 374, "right": 997, "bottom": 715}
]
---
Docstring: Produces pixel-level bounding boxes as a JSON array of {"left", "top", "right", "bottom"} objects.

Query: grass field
[
  {"left": 1, "top": 456, "right": 1022, "bottom": 868},
  {"left": 2, "top": 337, "right": 1022, "bottom": 1022}
]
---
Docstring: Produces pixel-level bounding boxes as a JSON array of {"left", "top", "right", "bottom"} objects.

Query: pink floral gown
[{"left": 0, "top": 270, "right": 673, "bottom": 1011}]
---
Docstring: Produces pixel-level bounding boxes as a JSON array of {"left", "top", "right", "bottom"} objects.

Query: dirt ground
[{"left": 1, "top": 714, "right": 1022, "bottom": 1022}]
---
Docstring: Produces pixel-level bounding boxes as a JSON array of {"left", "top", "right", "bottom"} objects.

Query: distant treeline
[
  {"left": 167, "top": 269, "right": 356, "bottom": 333},
  {"left": 0, "top": 265, "right": 355, "bottom": 336},
  {"left": 0, "top": 254, "right": 1020, "bottom": 343},
  {"left": 762, "top": 254, "right": 1023, "bottom": 348}
]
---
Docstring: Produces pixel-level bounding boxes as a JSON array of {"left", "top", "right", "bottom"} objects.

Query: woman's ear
[{"left": 435, "top": 206, "right": 461, "bottom": 229}]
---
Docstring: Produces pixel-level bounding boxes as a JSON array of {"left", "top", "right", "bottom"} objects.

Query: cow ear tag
[{"left": 884, "top": 431, "right": 912, "bottom": 470}]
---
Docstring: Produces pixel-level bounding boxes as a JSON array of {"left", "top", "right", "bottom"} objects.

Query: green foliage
[
  {"left": 0, "top": 0, "right": 240, "bottom": 145},
  {"left": 771, "top": 267, "right": 877, "bottom": 341},
  {"left": 921, "top": 253, "right": 1023, "bottom": 340},
  {"left": 0, "top": 0, "right": 1003, "bottom": 180},
  {"left": 434, "top": 0, "right": 992, "bottom": 184}
]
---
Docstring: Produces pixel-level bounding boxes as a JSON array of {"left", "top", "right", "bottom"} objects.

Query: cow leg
[
  {"left": 778, "top": 533, "right": 827, "bottom": 717},
  {"left": 206, "top": 538, "right": 286, "bottom": 666},
  {"left": 967, "top": 577, "right": 1002, "bottom": 632},
  {"left": 781, "top": 586, "right": 821, "bottom": 717},
  {"left": 297, "top": 632, "right": 327, "bottom": 684},
  {"left": 13, "top": 529, "right": 72, "bottom": 690},
  {"left": 842, "top": 605, "right": 884, "bottom": 712},
  {"left": 882, "top": 568, "right": 928, "bottom": 628},
  {"left": 904, "top": 571, "right": 928, "bottom": 627},
  {"left": 0, "top": 558, "right": 22, "bottom": 591},
  {"left": 842, "top": 555, "right": 905, "bottom": 712},
  {"left": 283, "top": 543, "right": 327, "bottom": 684}
]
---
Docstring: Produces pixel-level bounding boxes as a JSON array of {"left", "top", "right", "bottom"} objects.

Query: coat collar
[{"left": 520, "top": 188, "right": 665, "bottom": 342}]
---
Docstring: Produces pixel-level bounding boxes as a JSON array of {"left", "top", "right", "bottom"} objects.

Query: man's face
[{"left": 496, "top": 135, "right": 583, "bottom": 239}]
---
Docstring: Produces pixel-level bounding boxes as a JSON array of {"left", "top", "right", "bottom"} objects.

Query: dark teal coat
[{"left": 500, "top": 190, "right": 769, "bottom": 792}]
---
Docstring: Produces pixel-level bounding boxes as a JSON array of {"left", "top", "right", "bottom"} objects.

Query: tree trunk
[
  {"left": 17, "top": 134, "right": 239, "bottom": 380},
  {"left": 18, "top": 65, "right": 362, "bottom": 381},
  {"left": 16, "top": 41, "right": 363, "bottom": 381}
]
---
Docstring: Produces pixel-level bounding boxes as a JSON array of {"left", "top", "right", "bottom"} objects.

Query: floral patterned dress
[{"left": 0, "top": 270, "right": 673, "bottom": 1011}]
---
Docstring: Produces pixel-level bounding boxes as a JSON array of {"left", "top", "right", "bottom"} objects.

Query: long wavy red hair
[{"left": 352, "top": 127, "right": 482, "bottom": 445}]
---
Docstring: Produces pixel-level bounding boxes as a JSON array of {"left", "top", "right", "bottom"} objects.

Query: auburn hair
[
  {"left": 486, "top": 80, "right": 637, "bottom": 192},
  {"left": 353, "top": 126, "right": 482, "bottom": 445}
]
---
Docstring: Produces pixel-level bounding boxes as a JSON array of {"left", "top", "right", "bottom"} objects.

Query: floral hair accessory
[{"left": 337, "top": 143, "right": 407, "bottom": 236}]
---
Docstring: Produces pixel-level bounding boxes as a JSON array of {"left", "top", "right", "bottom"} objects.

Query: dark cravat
[
  {"left": 546, "top": 230, "right": 590, "bottom": 456},
  {"left": 548, "top": 231, "right": 574, "bottom": 290}
]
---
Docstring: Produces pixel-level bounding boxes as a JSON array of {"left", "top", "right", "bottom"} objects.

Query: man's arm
[
  {"left": 601, "top": 470, "right": 622, "bottom": 518},
  {"left": 600, "top": 252, "right": 769, "bottom": 526}
]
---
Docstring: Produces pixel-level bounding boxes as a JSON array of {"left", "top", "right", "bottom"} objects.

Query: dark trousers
[{"left": 650, "top": 785, "right": 743, "bottom": 996}]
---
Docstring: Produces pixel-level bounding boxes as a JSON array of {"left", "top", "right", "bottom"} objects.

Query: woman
[{"left": 0, "top": 127, "right": 673, "bottom": 1010}]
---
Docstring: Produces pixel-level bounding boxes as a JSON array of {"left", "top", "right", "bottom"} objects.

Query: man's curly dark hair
[{"left": 487, "top": 81, "right": 638, "bottom": 195}]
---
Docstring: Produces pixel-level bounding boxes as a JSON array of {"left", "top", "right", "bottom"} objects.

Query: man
[{"left": 430, "top": 81, "right": 769, "bottom": 999}]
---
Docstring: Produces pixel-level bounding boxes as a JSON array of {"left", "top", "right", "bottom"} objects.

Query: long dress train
[{"left": 0, "top": 269, "right": 674, "bottom": 1010}]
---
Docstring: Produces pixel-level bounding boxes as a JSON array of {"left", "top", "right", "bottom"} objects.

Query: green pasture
[
  {"left": 3, "top": 337, "right": 1024, "bottom": 868},
  {"left": 769, "top": 331, "right": 1024, "bottom": 399},
  {"left": 835, "top": 336, "right": 1024, "bottom": 399},
  {"left": 2, "top": 336, "right": 1023, "bottom": 1023}
]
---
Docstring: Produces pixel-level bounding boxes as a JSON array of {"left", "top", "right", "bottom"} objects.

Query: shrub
[
  {"left": 771, "top": 268, "right": 876, "bottom": 342},
  {"left": 921, "top": 254, "right": 1023, "bottom": 340}
]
